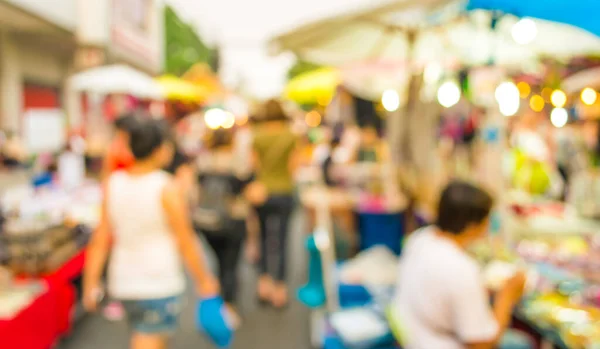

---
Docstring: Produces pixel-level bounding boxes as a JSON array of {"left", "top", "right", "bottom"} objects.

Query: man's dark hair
[
  {"left": 436, "top": 181, "right": 493, "bottom": 235},
  {"left": 114, "top": 114, "right": 139, "bottom": 133},
  {"left": 128, "top": 119, "right": 169, "bottom": 160}
]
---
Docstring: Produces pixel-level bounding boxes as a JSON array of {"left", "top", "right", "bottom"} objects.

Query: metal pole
[{"left": 314, "top": 187, "right": 339, "bottom": 313}]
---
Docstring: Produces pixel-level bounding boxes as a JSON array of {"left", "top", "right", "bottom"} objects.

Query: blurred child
[{"left": 84, "top": 118, "right": 218, "bottom": 349}]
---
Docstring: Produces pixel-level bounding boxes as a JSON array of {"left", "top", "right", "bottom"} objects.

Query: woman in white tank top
[{"left": 83, "top": 118, "right": 218, "bottom": 349}]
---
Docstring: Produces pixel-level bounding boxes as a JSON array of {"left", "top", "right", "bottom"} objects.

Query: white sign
[
  {"left": 58, "top": 151, "right": 85, "bottom": 190},
  {"left": 23, "top": 109, "right": 66, "bottom": 154}
]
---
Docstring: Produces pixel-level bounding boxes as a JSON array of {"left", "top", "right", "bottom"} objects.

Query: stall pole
[{"left": 314, "top": 188, "right": 339, "bottom": 313}]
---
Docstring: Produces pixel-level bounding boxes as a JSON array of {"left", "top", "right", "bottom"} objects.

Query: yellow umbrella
[
  {"left": 182, "top": 63, "right": 224, "bottom": 97},
  {"left": 285, "top": 68, "right": 340, "bottom": 105},
  {"left": 156, "top": 75, "right": 207, "bottom": 103}
]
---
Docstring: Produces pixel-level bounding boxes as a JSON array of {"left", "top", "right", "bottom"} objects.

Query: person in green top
[
  {"left": 355, "top": 125, "right": 389, "bottom": 163},
  {"left": 251, "top": 99, "right": 299, "bottom": 309}
]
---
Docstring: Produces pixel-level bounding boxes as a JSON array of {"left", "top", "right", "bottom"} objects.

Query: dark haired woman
[
  {"left": 250, "top": 99, "right": 299, "bottom": 308},
  {"left": 84, "top": 119, "right": 218, "bottom": 349}
]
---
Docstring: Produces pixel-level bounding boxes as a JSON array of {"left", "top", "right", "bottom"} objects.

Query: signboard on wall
[
  {"left": 111, "top": 0, "right": 160, "bottom": 72},
  {"left": 23, "top": 109, "right": 66, "bottom": 153},
  {"left": 75, "top": 47, "right": 106, "bottom": 70}
]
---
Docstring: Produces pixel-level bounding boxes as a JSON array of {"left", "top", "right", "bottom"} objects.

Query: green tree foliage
[
  {"left": 287, "top": 60, "right": 322, "bottom": 80},
  {"left": 164, "top": 6, "right": 217, "bottom": 75}
]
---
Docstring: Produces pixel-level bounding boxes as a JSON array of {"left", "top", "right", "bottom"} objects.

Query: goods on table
[
  {"left": 0, "top": 267, "right": 10, "bottom": 292},
  {"left": 298, "top": 163, "right": 406, "bottom": 214},
  {"left": 475, "top": 197, "right": 600, "bottom": 348},
  {"left": 522, "top": 294, "right": 600, "bottom": 349},
  {"left": 507, "top": 201, "right": 600, "bottom": 238},
  {"left": 0, "top": 182, "right": 99, "bottom": 276},
  {"left": 329, "top": 306, "right": 394, "bottom": 348},
  {"left": 338, "top": 246, "right": 398, "bottom": 287},
  {"left": 569, "top": 171, "right": 600, "bottom": 219},
  {"left": 0, "top": 221, "right": 90, "bottom": 276},
  {"left": 0, "top": 280, "right": 46, "bottom": 320}
]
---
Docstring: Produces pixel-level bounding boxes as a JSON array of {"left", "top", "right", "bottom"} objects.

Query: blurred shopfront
[
  {"left": 0, "top": 0, "right": 76, "bottom": 139},
  {"left": 0, "top": 0, "right": 164, "bottom": 153}
]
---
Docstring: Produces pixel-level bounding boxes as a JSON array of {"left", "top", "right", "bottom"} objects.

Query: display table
[
  {"left": 513, "top": 312, "right": 568, "bottom": 349},
  {"left": 0, "top": 250, "right": 85, "bottom": 349}
]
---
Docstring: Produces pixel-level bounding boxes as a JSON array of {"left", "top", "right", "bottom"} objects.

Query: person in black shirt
[{"left": 194, "top": 129, "right": 250, "bottom": 327}]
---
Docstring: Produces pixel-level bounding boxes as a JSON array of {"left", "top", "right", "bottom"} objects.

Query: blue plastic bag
[{"left": 196, "top": 296, "right": 234, "bottom": 348}]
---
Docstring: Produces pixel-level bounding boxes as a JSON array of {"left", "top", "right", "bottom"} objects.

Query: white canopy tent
[
  {"left": 272, "top": 0, "right": 600, "bottom": 104},
  {"left": 271, "top": 0, "right": 600, "bottom": 72},
  {"left": 563, "top": 66, "right": 600, "bottom": 94},
  {"left": 70, "top": 65, "right": 164, "bottom": 100}
]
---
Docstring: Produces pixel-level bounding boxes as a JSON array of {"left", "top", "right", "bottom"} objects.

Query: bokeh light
[
  {"left": 581, "top": 88, "right": 597, "bottom": 106},
  {"left": 204, "top": 108, "right": 225, "bottom": 130},
  {"left": 551, "top": 90, "right": 567, "bottom": 108},
  {"left": 305, "top": 111, "right": 321, "bottom": 128},
  {"left": 424, "top": 63, "right": 443, "bottom": 85},
  {"left": 517, "top": 82, "right": 531, "bottom": 98},
  {"left": 437, "top": 81, "right": 461, "bottom": 108},
  {"left": 541, "top": 87, "right": 553, "bottom": 102},
  {"left": 530, "top": 95, "right": 545, "bottom": 112},
  {"left": 495, "top": 82, "right": 520, "bottom": 117},
  {"left": 512, "top": 18, "right": 537, "bottom": 45},
  {"left": 381, "top": 89, "right": 400, "bottom": 112},
  {"left": 222, "top": 112, "right": 235, "bottom": 129},
  {"left": 551, "top": 108, "right": 568, "bottom": 128}
]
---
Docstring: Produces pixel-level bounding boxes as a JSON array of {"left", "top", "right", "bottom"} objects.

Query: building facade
[
  {"left": 0, "top": 0, "right": 77, "bottom": 134},
  {"left": 0, "top": 0, "right": 164, "bottom": 137},
  {"left": 76, "top": 0, "right": 164, "bottom": 74}
]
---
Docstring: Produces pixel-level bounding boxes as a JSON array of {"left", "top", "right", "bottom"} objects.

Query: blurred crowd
[{"left": 77, "top": 97, "right": 400, "bottom": 348}]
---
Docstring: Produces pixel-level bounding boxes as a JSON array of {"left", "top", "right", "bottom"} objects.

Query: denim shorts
[{"left": 121, "top": 295, "right": 183, "bottom": 334}]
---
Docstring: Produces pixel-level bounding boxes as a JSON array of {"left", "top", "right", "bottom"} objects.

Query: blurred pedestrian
[
  {"left": 354, "top": 125, "right": 389, "bottom": 163},
  {"left": 100, "top": 114, "right": 140, "bottom": 321},
  {"left": 84, "top": 118, "right": 218, "bottom": 349},
  {"left": 194, "top": 128, "right": 251, "bottom": 327},
  {"left": 248, "top": 99, "right": 299, "bottom": 308},
  {"left": 391, "top": 181, "right": 528, "bottom": 349}
]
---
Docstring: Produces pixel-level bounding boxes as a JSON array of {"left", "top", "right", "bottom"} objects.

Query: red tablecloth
[{"left": 0, "top": 250, "right": 85, "bottom": 349}]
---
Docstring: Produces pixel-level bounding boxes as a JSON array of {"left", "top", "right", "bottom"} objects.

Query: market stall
[
  {"left": 0, "top": 181, "right": 100, "bottom": 349},
  {"left": 276, "top": 0, "right": 600, "bottom": 348}
]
